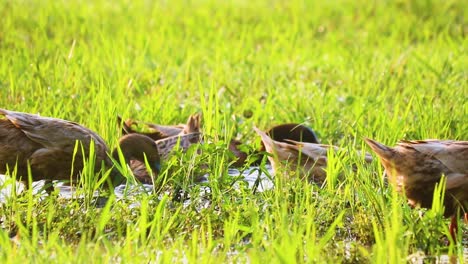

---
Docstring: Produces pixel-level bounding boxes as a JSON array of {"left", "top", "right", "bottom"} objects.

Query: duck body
[
  {"left": 0, "top": 109, "right": 109, "bottom": 182},
  {"left": 246, "top": 123, "right": 321, "bottom": 167},
  {"left": 364, "top": 139, "right": 468, "bottom": 217},
  {"left": 0, "top": 109, "right": 161, "bottom": 188},
  {"left": 155, "top": 132, "right": 202, "bottom": 159},
  {"left": 118, "top": 114, "right": 203, "bottom": 158},
  {"left": 254, "top": 127, "right": 367, "bottom": 184}
]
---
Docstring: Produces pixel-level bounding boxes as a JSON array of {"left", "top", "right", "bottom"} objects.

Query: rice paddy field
[{"left": 0, "top": 0, "right": 467, "bottom": 263}]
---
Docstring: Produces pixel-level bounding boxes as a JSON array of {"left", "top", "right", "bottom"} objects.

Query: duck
[
  {"left": 127, "top": 131, "right": 204, "bottom": 184},
  {"left": 227, "top": 123, "right": 321, "bottom": 168},
  {"left": 364, "top": 138, "right": 468, "bottom": 242},
  {"left": 252, "top": 123, "right": 321, "bottom": 165},
  {"left": 118, "top": 113, "right": 202, "bottom": 158},
  {"left": 254, "top": 127, "right": 372, "bottom": 184},
  {"left": 0, "top": 108, "right": 161, "bottom": 190},
  {"left": 118, "top": 114, "right": 250, "bottom": 166}
]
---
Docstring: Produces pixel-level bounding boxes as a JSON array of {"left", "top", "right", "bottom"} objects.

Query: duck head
[{"left": 110, "top": 134, "right": 161, "bottom": 187}]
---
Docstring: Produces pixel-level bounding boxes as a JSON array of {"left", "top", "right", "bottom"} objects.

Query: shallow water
[
  {"left": 0, "top": 165, "right": 274, "bottom": 203},
  {"left": 408, "top": 248, "right": 468, "bottom": 263},
  {"left": 1, "top": 166, "right": 467, "bottom": 261}
]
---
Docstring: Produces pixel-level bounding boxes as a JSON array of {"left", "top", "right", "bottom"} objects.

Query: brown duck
[
  {"left": 0, "top": 108, "right": 161, "bottom": 190},
  {"left": 254, "top": 127, "right": 372, "bottom": 184},
  {"left": 229, "top": 123, "right": 321, "bottom": 167},
  {"left": 127, "top": 132, "right": 203, "bottom": 184},
  {"left": 117, "top": 114, "right": 250, "bottom": 167},
  {"left": 364, "top": 138, "right": 468, "bottom": 241},
  {"left": 118, "top": 113, "right": 202, "bottom": 158}
]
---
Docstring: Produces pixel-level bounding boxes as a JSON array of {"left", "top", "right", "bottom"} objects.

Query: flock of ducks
[{"left": 0, "top": 108, "right": 466, "bottom": 242}]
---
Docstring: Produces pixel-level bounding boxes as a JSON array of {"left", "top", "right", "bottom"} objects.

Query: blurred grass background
[{"left": 0, "top": 0, "right": 467, "bottom": 262}]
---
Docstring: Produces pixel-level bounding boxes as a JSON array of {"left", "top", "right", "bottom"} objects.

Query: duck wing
[
  {"left": 254, "top": 127, "right": 325, "bottom": 168},
  {"left": 0, "top": 109, "right": 107, "bottom": 151},
  {"left": 146, "top": 113, "right": 201, "bottom": 136},
  {"left": 285, "top": 140, "right": 336, "bottom": 157},
  {"left": 156, "top": 132, "right": 202, "bottom": 159},
  {"left": 398, "top": 140, "right": 468, "bottom": 174},
  {"left": 290, "top": 140, "right": 374, "bottom": 164},
  {"left": 182, "top": 113, "right": 201, "bottom": 134},
  {"left": 398, "top": 140, "right": 468, "bottom": 189},
  {"left": 144, "top": 123, "right": 183, "bottom": 138}
]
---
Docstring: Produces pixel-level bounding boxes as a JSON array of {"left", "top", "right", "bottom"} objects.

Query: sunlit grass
[{"left": 0, "top": 0, "right": 467, "bottom": 262}]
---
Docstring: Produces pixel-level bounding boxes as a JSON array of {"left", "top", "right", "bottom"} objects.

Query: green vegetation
[{"left": 0, "top": 0, "right": 467, "bottom": 262}]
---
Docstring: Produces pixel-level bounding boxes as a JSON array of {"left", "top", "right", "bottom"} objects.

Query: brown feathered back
[
  {"left": 0, "top": 109, "right": 161, "bottom": 188},
  {"left": 117, "top": 114, "right": 203, "bottom": 158},
  {"left": 156, "top": 132, "right": 203, "bottom": 159},
  {"left": 365, "top": 138, "right": 468, "bottom": 217},
  {"left": 0, "top": 109, "right": 109, "bottom": 182},
  {"left": 254, "top": 127, "right": 332, "bottom": 184}
]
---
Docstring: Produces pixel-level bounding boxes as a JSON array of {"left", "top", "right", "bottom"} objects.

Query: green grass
[{"left": 0, "top": 0, "right": 467, "bottom": 262}]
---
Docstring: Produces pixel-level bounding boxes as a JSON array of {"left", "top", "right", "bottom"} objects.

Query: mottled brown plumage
[
  {"left": 364, "top": 138, "right": 468, "bottom": 241},
  {"left": 147, "top": 113, "right": 201, "bottom": 137},
  {"left": 118, "top": 114, "right": 201, "bottom": 141},
  {"left": 155, "top": 132, "right": 202, "bottom": 159},
  {"left": 118, "top": 113, "right": 203, "bottom": 158},
  {"left": 254, "top": 127, "right": 372, "bottom": 184},
  {"left": 0, "top": 109, "right": 160, "bottom": 189},
  {"left": 127, "top": 132, "right": 202, "bottom": 184},
  {"left": 243, "top": 123, "right": 321, "bottom": 167}
]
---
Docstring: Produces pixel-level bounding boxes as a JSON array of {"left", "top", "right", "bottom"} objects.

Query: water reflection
[
  {"left": 0, "top": 165, "right": 274, "bottom": 203},
  {"left": 1, "top": 167, "right": 467, "bottom": 261}
]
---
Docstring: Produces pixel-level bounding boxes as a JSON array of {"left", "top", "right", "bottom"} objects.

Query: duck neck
[
  {"left": 107, "top": 166, "right": 127, "bottom": 188},
  {"left": 108, "top": 134, "right": 161, "bottom": 185}
]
